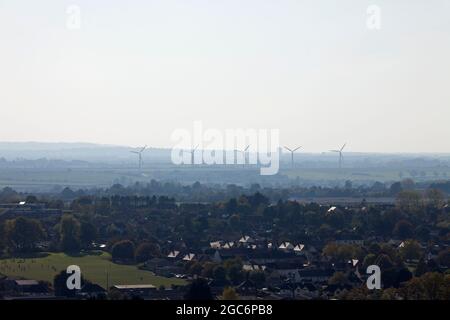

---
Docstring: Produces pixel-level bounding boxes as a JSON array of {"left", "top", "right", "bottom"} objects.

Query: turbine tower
[
  {"left": 130, "top": 145, "right": 147, "bottom": 170},
  {"left": 330, "top": 143, "right": 346, "bottom": 169},
  {"left": 284, "top": 146, "right": 302, "bottom": 168},
  {"left": 186, "top": 145, "right": 199, "bottom": 165},
  {"left": 235, "top": 145, "right": 250, "bottom": 166}
]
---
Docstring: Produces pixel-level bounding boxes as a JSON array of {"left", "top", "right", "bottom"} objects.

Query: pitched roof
[
  {"left": 239, "top": 236, "right": 252, "bottom": 243},
  {"left": 15, "top": 280, "right": 39, "bottom": 286},
  {"left": 167, "top": 250, "right": 180, "bottom": 258},
  {"left": 327, "top": 206, "right": 337, "bottom": 213},
  {"left": 183, "top": 253, "right": 195, "bottom": 261},
  {"left": 210, "top": 241, "right": 222, "bottom": 249},
  {"left": 113, "top": 284, "right": 156, "bottom": 290},
  {"left": 279, "top": 242, "right": 294, "bottom": 250}
]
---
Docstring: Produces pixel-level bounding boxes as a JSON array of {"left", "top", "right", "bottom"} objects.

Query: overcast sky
[{"left": 1, "top": 0, "right": 449, "bottom": 152}]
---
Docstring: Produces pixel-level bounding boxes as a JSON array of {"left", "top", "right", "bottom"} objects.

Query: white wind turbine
[
  {"left": 330, "top": 143, "right": 346, "bottom": 169},
  {"left": 284, "top": 146, "right": 302, "bottom": 168},
  {"left": 235, "top": 145, "right": 251, "bottom": 167},
  {"left": 130, "top": 145, "right": 147, "bottom": 170},
  {"left": 185, "top": 145, "right": 199, "bottom": 165}
]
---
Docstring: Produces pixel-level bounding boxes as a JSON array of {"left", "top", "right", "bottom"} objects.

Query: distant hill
[
  {"left": 0, "top": 141, "right": 449, "bottom": 167},
  {"left": 0, "top": 142, "right": 171, "bottom": 164}
]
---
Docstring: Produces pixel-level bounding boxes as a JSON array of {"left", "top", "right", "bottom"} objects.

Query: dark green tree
[
  {"left": 5, "top": 217, "right": 45, "bottom": 253},
  {"left": 111, "top": 240, "right": 135, "bottom": 261},
  {"left": 59, "top": 215, "right": 81, "bottom": 252},
  {"left": 79, "top": 221, "right": 97, "bottom": 248},
  {"left": 184, "top": 278, "right": 213, "bottom": 300},
  {"left": 135, "top": 242, "right": 160, "bottom": 263}
]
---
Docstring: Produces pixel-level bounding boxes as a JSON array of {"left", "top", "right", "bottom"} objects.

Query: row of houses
[{"left": 0, "top": 276, "right": 187, "bottom": 300}]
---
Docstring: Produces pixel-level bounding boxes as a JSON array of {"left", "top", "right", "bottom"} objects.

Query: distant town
[
  {"left": 1, "top": 0, "right": 449, "bottom": 309},
  {"left": 0, "top": 178, "right": 448, "bottom": 300}
]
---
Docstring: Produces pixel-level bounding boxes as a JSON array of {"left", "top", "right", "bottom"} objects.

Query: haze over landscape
[
  {"left": 0, "top": 1, "right": 449, "bottom": 306},
  {"left": 1, "top": 0, "right": 450, "bottom": 152}
]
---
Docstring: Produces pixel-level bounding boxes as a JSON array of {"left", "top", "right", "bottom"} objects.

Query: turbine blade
[
  {"left": 340, "top": 143, "right": 346, "bottom": 151},
  {"left": 284, "top": 146, "right": 292, "bottom": 152},
  {"left": 244, "top": 145, "right": 250, "bottom": 151},
  {"left": 293, "top": 146, "right": 302, "bottom": 152}
]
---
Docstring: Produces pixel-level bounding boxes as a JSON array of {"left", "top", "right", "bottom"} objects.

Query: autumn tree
[
  {"left": 135, "top": 242, "right": 160, "bottom": 263},
  {"left": 400, "top": 240, "right": 423, "bottom": 261},
  {"left": 425, "top": 188, "right": 445, "bottom": 208},
  {"left": 79, "top": 221, "right": 97, "bottom": 249},
  {"left": 400, "top": 273, "right": 450, "bottom": 300},
  {"left": 59, "top": 215, "right": 81, "bottom": 252},
  {"left": 111, "top": 240, "right": 135, "bottom": 262},
  {"left": 221, "top": 287, "right": 239, "bottom": 300},
  {"left": 328, "top": 272, "right": 349, "bottom": 286},
  {"left": 5, "top": 217, "right": 45, "bottom": 253},
  {"left": 184, "top": 278, "right": 213, "bottom": 300},
  {"left": 396, "top": 190, "right": 423, "bottom": 213},
  {"left": 393, "top": 220, "right": 414, "bottom": 239}
]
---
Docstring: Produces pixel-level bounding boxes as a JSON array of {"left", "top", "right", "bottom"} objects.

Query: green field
[
  {"left": 1, "top": 165, "right": 449, "bottom": 192},
  {"left": 0, "top": 252, "right": 186, "bottom": 289},
  {"left": 282, "top": 166, "right": 450, "bottom": 182}
]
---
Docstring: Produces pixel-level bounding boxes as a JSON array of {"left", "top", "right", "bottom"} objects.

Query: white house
[
  {"left": 167, "top": 250, "right": 180, "bottom": 259},
  {"left": 183, "top": 253, "right": 195, "bottom": 261},
  {"left": 278, "top": 242, "right": 294, "bottom": 251}
]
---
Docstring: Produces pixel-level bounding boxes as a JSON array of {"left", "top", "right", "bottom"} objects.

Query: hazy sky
[{"left": 1, "top": 0, "right": 449, "bottom": 152}]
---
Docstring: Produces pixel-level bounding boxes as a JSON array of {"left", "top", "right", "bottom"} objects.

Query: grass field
[
  {"left": 282, "top": 166, "right": 450, "bottom": 182},
  {"left": 0, "top": 251, "right": 186, "bottom": 289}
]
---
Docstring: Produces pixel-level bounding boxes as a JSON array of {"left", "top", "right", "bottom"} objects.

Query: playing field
[{"left": 0, "top": 252, "right": 186, "bottom": 289}]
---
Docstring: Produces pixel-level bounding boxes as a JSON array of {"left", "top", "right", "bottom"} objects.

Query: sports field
[{"left": 0, "top": 251, "right": 186, "bottom": 289}]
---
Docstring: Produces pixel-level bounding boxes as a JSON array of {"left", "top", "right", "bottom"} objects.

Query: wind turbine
[
  {"left": 235, "top": 145, "right": 250, "bottom": 166},
  {"left": 284, "top": 146, "right": 302, "bottom": 168},
  {"left": 130, "top": 145, "right": 147, "bottom": 170},
  {"left": 185, "top": 145, "right": 199, "bottom": 165},
  {"left": 330, "top": 143, "right": 346, "bottom": 169}
]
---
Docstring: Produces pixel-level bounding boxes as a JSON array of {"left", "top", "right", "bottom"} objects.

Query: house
[
  {"left": 335, "top": 239, "right": 364, "bottom": 246},
  {"left": 293, "top": 244, "right": 305, "bottom": 254},
  {"left": 278, "top": 282, "right": 320, "bottom": 299},
  {"left": 78, "top": 283, "right": 106, "bottom": 299},
  {"left": 236, "top": 279, "right": 257, "bottom": 296},
  {"left": 11, "top": 280, "right": 49, "bottom": 294},
  {"left": 350, "top": 259, "right": 359, "bottom": 267},
  {"left": 111, "top": 284, "right": 156, "bottom": 297},
  {"left": 167, "top": 250, "right": 180, "bottom": 259},
  {"left": 222, "top": 242, "right": 235, "bottom": 249},
  {"left": 210, "top": 241, "right": 223, "bottom": 249},
  {"left": 239, "top": 236, "right": 253, "bottom": 244},
  {"left": 212, "top": 250, "right": 222, "bottom": 263},
  {"left": 243, "top": 264, "right": 267, "bottom": 272},
  {"left": 327, "top": 206, "right": 337, "bottom": 214},
  {"left": 271, "top": 269, "right": 301, "bottom": 282},
  {"left": 297, "top": 268, "right": 334, "bottom": 282},
  {"left": 183, "top": 253, "right": 195, "bottom": 261},
  {"left": 278, "top": 242, "right": 294, "bottom": 252}
]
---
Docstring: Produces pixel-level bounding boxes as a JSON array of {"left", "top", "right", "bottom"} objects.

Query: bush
[
  {"left": 111, "top": 240, "right": 135, "bottom": 262},
  {"left": 135, "top": 242, "right": 160, "bottom": 263}
]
